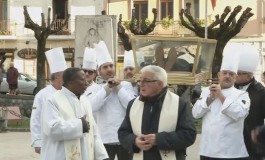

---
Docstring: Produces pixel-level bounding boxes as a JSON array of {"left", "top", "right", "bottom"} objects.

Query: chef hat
[
  {"left": 238, "top": 44, "right": 260, "bottom": 73},
  {"left": 45, "top": 47, "right": 67, "bottom": 74},
  {"left": 82, "top": 47, "right": 97, "bottom": 70},
  {"left": 220, "top": 43, "right": 240, "bottom": 73},
  {"left": 124, "top": 50, "right": 135, "bottom": 69},
  {"left": 94, "top": 41, "right": 113, "bottom": 67}
]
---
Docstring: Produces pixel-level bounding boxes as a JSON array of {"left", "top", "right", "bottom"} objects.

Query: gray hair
[{"left": 140, "top": 65, "right": 167, "bottom": 87}]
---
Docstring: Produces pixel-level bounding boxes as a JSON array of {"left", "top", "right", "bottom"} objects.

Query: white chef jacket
[
  {"left": 192, "top": 86, "right": 250, "bottom": 158},
  {"left": 30, "top": 84, "right": 57, "bottom": 148},
  {"left": 41, "top": 87, "right": 108, "bottom": 160},
  {"left": 84, "top": 81, "right": 101, "bottom": 98},
  {"left": 83, "top": 81, "right": 101, "bottom": 121},
  {"left": 90, "top": 81, "right": 135, "bottom": 144}
]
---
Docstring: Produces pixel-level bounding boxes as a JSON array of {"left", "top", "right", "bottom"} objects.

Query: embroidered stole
[
  {"left": 54, "top": 91, "right": 94, "bottom": 160},
  {"left": 80, "top": 96, "right": 95, "bottom": 160},
  {"left": 130, "top": 91, "right": 179, "bottom": 160}
]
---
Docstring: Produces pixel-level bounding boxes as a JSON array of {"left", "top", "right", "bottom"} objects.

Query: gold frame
[{"left": 131, "top": 35, "right": 217, "bottom": 85}]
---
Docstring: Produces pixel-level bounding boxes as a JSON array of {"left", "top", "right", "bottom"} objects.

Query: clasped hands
[{"left": 135, "top": 134, "right": 156, "bottom": 151}]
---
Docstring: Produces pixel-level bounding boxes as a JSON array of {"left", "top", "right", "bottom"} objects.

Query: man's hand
[
  {"left": 142, "top": 134, "right": 156, "bottom": 146},
  {"left": 34, "top": 147, "right": 41, "bottom": 154},
  {"left": 251, "top": 127, "right": 260, "bottom": 143},
  {"left": 107, "top": 77, "right": 121, "bottom": 88},
  {"left": 209, "top": 84, "right": 225, "bottom": 103},
  {"left": 80, "top": 115, "right": 90, "bottom": 133},
  {"left": 135, "top": 134, "right": 156, "bottom": 151}
]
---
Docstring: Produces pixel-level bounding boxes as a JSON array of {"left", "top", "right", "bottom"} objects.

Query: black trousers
[
  {"left": 200, "top": 156, "right": 248, "bottom": 160},
  {"left": 104, "top": 144, "right": 130, "bottom": 160}
]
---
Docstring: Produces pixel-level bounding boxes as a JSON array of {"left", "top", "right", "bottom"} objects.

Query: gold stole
[
  {"left": 55, "top": 91, "right": 94, "bottom": 160},
  {"left": 130, "top": 91, "right": 179, "bottom": 160},
  {"left": 80, "top": 96, "right": 95, "bottom": 160}
]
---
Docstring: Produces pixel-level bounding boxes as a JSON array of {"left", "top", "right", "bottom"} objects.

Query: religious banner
[{"left": 75, "top": 15, "right": 117, "bottom": 67}]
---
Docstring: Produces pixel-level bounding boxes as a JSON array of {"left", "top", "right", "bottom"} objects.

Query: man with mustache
[
  {"left": 90, "top": 41, "right": 135, "bottom": 160},
  {"left": 192, "top": 43, "right": 250, "bottom": 160},
  {"left": 123, "top": 50, "right": 138, "bottom": 96}
]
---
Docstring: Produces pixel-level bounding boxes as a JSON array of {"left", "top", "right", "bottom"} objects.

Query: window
[
  {"left": 52, "top": 0, "right": 68, "bottom": 30},
  {"left": 133, "top": 1, "right": 148, "bottom": 21},
  {"left": 0, "top": 0, "right": 7, "bottom": 32},
  {"left": 160, "top": 0, "right": 173, "bottom": 20}
]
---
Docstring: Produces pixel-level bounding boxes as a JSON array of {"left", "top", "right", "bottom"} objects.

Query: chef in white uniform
[
  {"left": 192, "top": 43, "right": 250, "bottom": 159},
  {"left": 82, "top": 47, "right": 101, "bottom": 98},
  {"left": 123, "top": 50, "right": 138, "bottom": 96},
  {"left": 30, "top": 47, "right": 67, "bottom": 154},
  {"left": 90, "top": 41, "right": 135, "bottom": 160}
]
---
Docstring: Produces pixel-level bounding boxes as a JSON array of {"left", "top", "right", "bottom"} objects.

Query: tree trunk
[{"left": 36, "top": 39, "right": 47, "bottom": 92}]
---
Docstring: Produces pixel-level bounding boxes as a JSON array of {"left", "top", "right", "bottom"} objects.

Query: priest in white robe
[{"left": 41, "top": 67, "right": 109, "bottom": 160}]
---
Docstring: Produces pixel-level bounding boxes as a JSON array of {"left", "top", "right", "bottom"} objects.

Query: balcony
[
  {"left": 50, "top": 19, "right": 71, "bottom": 35},
  {"left": 0, "top": 20, "right": 14, "bottom": 35},
  {"left": 122, "top": 20, "right": 195, "bottom": 36}
]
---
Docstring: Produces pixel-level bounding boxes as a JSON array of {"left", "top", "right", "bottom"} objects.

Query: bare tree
[
  {"left": 23, "top": 6, "right": 70, "bottom": 93},
  {"left": 118, "top": 8, "right": 158, "bottom": 51},
  {"left": 179, "top": 4, "right": 254, "bottom": 76}
]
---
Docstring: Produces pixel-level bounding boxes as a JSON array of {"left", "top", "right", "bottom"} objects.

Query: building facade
[{"left": 0, "top": 0, "right": 264, "bottom": 79}]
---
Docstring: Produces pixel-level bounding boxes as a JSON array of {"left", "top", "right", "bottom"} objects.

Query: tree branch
[{"left": 23, "top": 6, "right": 40, "bottom": 30}]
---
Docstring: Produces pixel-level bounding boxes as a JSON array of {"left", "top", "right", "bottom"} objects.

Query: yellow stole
[
  {"left": 130, "top": 91, "right": 179, "bottom": 160},
  {"left": 54, "top": 91, "right": 94, "bottom": 160}
]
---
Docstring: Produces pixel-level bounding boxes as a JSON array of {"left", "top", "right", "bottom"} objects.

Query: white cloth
[
  {"left": 94, "top": 41, "right": 113, "bottom": 67},
  {"left": 89, "top": 81, "right": 135, "bottom": 144},
  {"left": 45, "top": 47, "right": 67, "bottom": 74},
  {"left": 192, "top": 86, "right": 250, "bottom": 158},
  {"left": 124, "top": 50, "right": 135, "bottom": 68},
  {"left": 30, "top": 85, "right": 57, "bottom": 148},
  {"left": 238, "top": 44, "right": 260, "bottom": 73},
  {"left": 221, "top": 43, "right": 240, "bottom": 73},
  {"left": 83, "top": 47, "right": 97, "bottom": 70},
  {"left": 41, "top": 87, "right": 108, "bottom": 160}
]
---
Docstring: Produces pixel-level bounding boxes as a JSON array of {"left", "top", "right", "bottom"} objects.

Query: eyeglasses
[
  {"left": 137, "top": 79, "right": 158, "bottom": 84},
  {"left": 83, "top": 70, "right": 95, "bottom": 75}
]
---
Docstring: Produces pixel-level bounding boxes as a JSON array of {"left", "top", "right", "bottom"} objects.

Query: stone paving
[{"left": 0, "top": 132, "right": 200, "bottom": 160}]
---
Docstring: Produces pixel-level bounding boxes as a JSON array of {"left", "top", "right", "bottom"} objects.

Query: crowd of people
[{"left": 29, "top": 41, "right": 265, "bottom": 160}]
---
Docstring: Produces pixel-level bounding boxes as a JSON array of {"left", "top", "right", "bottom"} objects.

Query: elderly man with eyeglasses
[{"left": 118, "top": 65, "right": 196, "bottom": 160}]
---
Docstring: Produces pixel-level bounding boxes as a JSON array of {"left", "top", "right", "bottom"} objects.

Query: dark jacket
[
  {"left": 7, "top": 66, "right": 18, "bottom": 85},
  {"left": 237, "top": 79, "right": 265, "bottom": 158},
  {"left": 118, "top": 88, "right": 196, "bottom": 160}
]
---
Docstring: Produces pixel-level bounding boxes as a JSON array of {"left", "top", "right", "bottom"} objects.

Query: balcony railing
[
  {"left": 50, "top": 19, "right": 71, "bottom": 35},
  {"left": 0, "top": 19, "right": 197, "bottom": 37}
]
